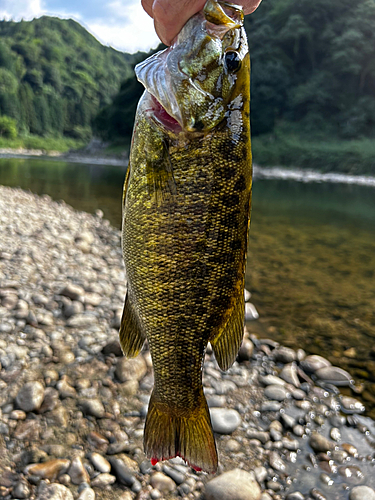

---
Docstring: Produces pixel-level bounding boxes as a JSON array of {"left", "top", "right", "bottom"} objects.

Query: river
[{"left": 1, "top": 157, "right": 375, "bottom": 416}]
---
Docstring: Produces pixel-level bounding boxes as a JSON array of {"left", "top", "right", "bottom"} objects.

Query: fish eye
[{"left": 224, "top": 51, "right": 241, "bottom": 73}]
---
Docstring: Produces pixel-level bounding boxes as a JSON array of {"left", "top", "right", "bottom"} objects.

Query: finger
[
  {"left": 141, "top": 0, "right": 154, "bottom": 18},
  {"left": 242, "top": 0, "right": 263, "bottom": 15},
  {"left": 152, "top": 0, "right": 206, "bottom": 45}
]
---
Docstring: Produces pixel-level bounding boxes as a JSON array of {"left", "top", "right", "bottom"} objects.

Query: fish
[{"left": 120, "top": 0, "right": 252, "bottom": 473}]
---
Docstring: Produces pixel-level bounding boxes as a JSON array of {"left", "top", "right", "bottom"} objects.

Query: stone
[
  {"left": 300, "top": 355, "right": 331, "bottom": 373},
  {"left": 264, "top": 384, "right": 291, "bottom": 401},
  {"left": 269, "top": 451, "right": 286, "bottom": 472},
  {"left": 68, "top": 456, "right": 90, "bottom": 484},
  {"left": 12, "top": 480, "right": 30, "bottom": 499},
  {"left": 36, "top": 482, "right": 74, "bottom": 500},
  {"left": 340, "top": 396, "right": 365, "bottom": 414},
  {"left": 16, "top": 381, "right": 45, "bottom": 412},
  {"left": 91, "top": 473, "right": 116, "bottom": 487},
  {"left": 238, "top": 339, "right": 254, "bottom": 361},
  {"left": 245, "top": 302, "right": 259, "bottom": 321},
  {"left": 162, "top": 464, "right": 185, "bottom": 485},
  {"left": 109, "top": 458, "right": 136, "bottom": 486},
  {"left": 67, "top": 313, "right": 98, "bottom": 328},
  {"left": 315, "top": 366, "right": 354, "bottom": 386},
  {"left": 330, "top": 428, "right": 341, "bottom": 441},
  {"left": 79, "top": 399, "right": 105, "bottom": 418},
  {"left": 246, "top": 429, "right": 269, "bottom": 444},
  {"left": 25, "top": 459, "right": 71, "bottom": 480},
  {"left": 89, "top": 452, "right": 111, "bottom": 473},
  {"left": 226, "top": 439, "right": 242, "bottom": 452},
  {"left": 78, "top": 488, "right": 96, "bottom": 500},
  {"left": 150, "top": 472, "right": 176, "bottom": 493},
  {"left": 280, "top": 363, "right": 300, "bottom": 387},
  {"left": 60, "top": 283, "right": 85, "bottom": 301},
  {"left": 210, "top": 408, "right": 242, "bottom": 434},
  {"left": 309, "top": 433, "right": 335, "bottom": 453},
  {"left": 350, "top": 486, "right": 375, "bottom": 500},
  {"left": 286, "top": 493, "right": 304, "bottom": 500},
  {"left": 205, "top": 468, "right": 261, "bottom": 500},
  {"left": 115, "top": 356, "right": 147, "bottom": 382},
  {"left": 259, "top": 374, "right": 286, "bottom": 386},
  {"left": 273, "top": 346, "right": 297, "bottom": 364},
  {"left": 102, "top": 341, "right": 123, "bottom": 357}
]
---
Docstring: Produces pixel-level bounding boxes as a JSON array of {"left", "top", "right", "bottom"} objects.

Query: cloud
[
  {"left": 0, "top": 0, "right": 44, "bottom": 19},
  {"left": 0, "top": 0, "right": 160, "bottom": 52},
  {"left": 87, "top": 2, "right": 160, "bottom": 53}
]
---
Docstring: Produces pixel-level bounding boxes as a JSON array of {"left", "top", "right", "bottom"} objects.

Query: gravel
[{"left": 1, "top": 186, "right": 375, "bottom": 500}]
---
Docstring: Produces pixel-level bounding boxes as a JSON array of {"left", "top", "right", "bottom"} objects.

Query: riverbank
[{"left": 1, "top": 185, "right": 375, "bottom": 500}]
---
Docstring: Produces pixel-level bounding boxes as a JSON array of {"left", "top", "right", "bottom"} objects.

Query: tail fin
[{"left": 144, "top": 391, "right": 218, "bottom": 473}]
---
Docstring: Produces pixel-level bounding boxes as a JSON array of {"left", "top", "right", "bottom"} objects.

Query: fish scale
[{"left": 120, "top": 0, "right": 252, "bottom": 472}]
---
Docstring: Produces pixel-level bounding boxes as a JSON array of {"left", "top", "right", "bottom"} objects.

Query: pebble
[
  {"left": 264, "top": 384, "right": 291, "bottom": 401},
  {"left": 78, "top": 488, "right": 96, "bottom": 500},
  {"left": 269, "top": 451, "right": 286, "bottom": 472},
  {"left": 350, "top": 486, "right": 375, "bottom": 500},
  {"left": 16, "top": 381, "right": 45, "bottom": 412},
  {"left": 79, "top": 398, "right": 105, "bottom": 418},
  {"left": 273, "top": 346, "right": 297, "bottom": 364},
  {"left": 314, "top": 366, "right": 354, "bottom": 386},
  {"left": 309, "top": 433, "right": 335, "bottom": 452},
  {"left": 68, "top": 456, "right": 90, "bottom": 484},
  {"left": 210, "top": 408, "right": 242, "bottom": 434},
  {"left": 341, "top": 396, "right": 365, "bottom": 414},
  {"left": 36, "top": 481, "right": 74, "bottom": 500},
  {"left": 12, "top": 480, "right": 30, "bottom": 499},
  {"left": 300, "top": 355, "right": 331, "bottom": 373},
  {"left": 150, "top": 472, "right": 176, "bottom": 493},
  {"left": 245, "top": 302, "right": 259, "bottom": 320},
  {"left": 162, "top": 464, "right": 185, "bottom": 485},
  {"left": 115, "top": 356, "right": 147, "bottom": 382},
  {"left": 330, "top": 427, "right": 341, "bottom": 441},
  {"left": 280, "top": 363, "right": 300, "bottom": 387},
  {"left": 91, "top": 473, "right": 116, "bottom": 487},
  {"left": 89, "top": 452, "right": 111, "bottom": 473},
  {"left": 109, "top": 458, "right": 136, "bottom": 486},
  {"left": 205, "top": 469, "right": 261, "bottom": 500},
  {"left": 25, "top": 459, "right": 71, "bottom": 480}
]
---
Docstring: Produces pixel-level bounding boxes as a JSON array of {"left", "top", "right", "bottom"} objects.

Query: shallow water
[{"left": 1, "top": 157, "right": 375, "bottom": 415}]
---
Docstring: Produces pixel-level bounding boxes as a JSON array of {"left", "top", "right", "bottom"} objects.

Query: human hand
[{"left": 142, "top": 0, "right": 263, "bottom": 45}]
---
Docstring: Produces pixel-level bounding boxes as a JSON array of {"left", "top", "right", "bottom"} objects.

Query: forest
[
  {"left": 94, "top": 0, "right": 375, "bottom": 173},
  {"left": 0, "top": 16, "right": 139, "bottom": 141},
  {"left": 1, "top": 0, "right": 375, "bottom": 172}
]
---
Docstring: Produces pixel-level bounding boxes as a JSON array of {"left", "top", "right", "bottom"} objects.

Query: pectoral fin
[
  {"left": 119, "top": 291, "right": 146, "bottom": 358},
  {"left": 211, "top": 292, "right": 244, "bottom": 371}
]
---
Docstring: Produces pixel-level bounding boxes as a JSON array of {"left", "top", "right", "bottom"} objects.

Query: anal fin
[
  {"left": 211, "top": 292, "right": 244, "bottom": 371},
  {"left": 119, "top": 292, "right": 146, "bottom": 358}
]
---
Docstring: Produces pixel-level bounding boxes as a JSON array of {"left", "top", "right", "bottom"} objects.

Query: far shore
[{"left": 1, "top": 147, "right": 375, "bottom": 187}]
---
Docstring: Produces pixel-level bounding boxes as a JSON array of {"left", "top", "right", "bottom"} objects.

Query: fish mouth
[{"left": 150, "top": 94, "right": 182, "bottom": 133}]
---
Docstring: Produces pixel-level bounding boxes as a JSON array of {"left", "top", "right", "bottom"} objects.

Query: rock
[
  {"left": 210, "top": 408, "right": 242, "bottom": 434},
  {"left": 350, "top": 486, "right": 375, "bottom": 500},
  {"left": 67, "top": 313, "right": 98, "bottom": 328},
  {"left": 60, "top": 283, "right": 85, "bottom": 301},
  {"left": 238, "top": 339, "right": 254, "bottom": 361},
  {"left": 150, "top": 472, "right": 176, "bottom": 493},
  {"left": 78, "top": 488, "right": 96, "bottom": 500},
  {"left": 264, "top": 384, "right": 291, "bottom": 401},
  {"left": 273, "top": 347, "right": 297, "bottom": 364},
  {"left": 68, "top": 456, "right": 90, "bottom": 484},
  {"left": 109, "top": 457, "right": 136, "bottom": 486},
  {"left": 115, "top": 356, "right": 147, "bottom": 382},
  {"left": 162, "top": 464, "right": 185, "bottom": 485},
  {"left": 79, "top": 399, "right": 105, "bottom": 418},
  {"left": 25, "top": 459, "right": 71, "bottom": 480},
  {"left": 102, "top": 340, "right": 123, "bottom": 357},
  {"left": 269, "top": 451, "right": 286, "bottom": 472},
  {"left": 340, "top": 396, "right": 365, "bottom": 414},
  {"left": 309, "top": 433, "right": 335, "bottom": 453},
  {"left": 64, "top": 300, "right": 84, "bottom": 318},
  {"left": 280, "top": 363, "right": 300, "bottom": 387},
  {"left": 246, "top": 429, "right": 270, "bottom": 444},
  {"left": 286, "top": 493, "right": 304, "bottom": 500},
  {"left": 89, "top": 452, "right": 111, "bottom": 473},
  {"left": 259, "top": 374, "right": 286, "bottom": 386},
  {"left": 315, "top": 366, "right": 354, "bottom": 386},
  {"left": 56, "top": 377, "right": 77, "bottom": 398},
  {"left": 245, "top": 302, "right": 259, "bottom": 321},
  {"left": 12, "top": 480, "right": 30, "bottom": 499},
  {"left": 205, "top": 468, "right": 261, "bottom": 500},
  {"left": 91, "top": 473, "right": 116, "bottom": 488},
  {"left": 300, "top": 355, "right": 331, "bottom": 373},
  {"left": 16, "top": 381, "right": 45, "bottom": 412},
  {"left": 36, "top": 482, "right": 74, "bottom": 500},
  {"left": 330, "top": 428, "right": 341, "bottom": 441}
]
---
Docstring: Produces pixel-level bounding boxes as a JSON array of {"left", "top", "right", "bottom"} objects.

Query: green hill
[
  {"left": 0, "top": 16, "right": 140, "bottom": 141},
  {"left": 95, "top": 0, "right": 375, "bottom": 174}
]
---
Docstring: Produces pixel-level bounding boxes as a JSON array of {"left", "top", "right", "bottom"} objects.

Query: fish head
[{"left": 135, "top": 0, "right": 249, "bottom": 134}]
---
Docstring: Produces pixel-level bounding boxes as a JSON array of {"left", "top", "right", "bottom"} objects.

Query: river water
[{"left": 1, "top": 157, "right": 375, "bottom": 416}]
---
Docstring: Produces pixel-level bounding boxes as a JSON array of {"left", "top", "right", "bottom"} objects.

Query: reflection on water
[{"left": 1, "top": 158, "right": 375, "bottom": 415}]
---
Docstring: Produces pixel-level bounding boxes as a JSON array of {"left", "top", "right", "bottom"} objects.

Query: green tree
[{"left": 0, "top": 115, "right": 17, "bottom": 138}]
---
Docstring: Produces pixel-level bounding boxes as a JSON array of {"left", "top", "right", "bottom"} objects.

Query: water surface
[{"left": 1, "top": 157, "right": 375, "bottom": 415}]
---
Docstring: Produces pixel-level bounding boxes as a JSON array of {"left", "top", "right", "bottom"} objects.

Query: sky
[{"left": 0, "top": 0, "right": 161, "bottom": 53}]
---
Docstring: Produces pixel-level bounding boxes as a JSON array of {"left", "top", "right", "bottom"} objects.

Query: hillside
[
  {"left": 95, "top": 0, "right": 375, "bottom": 174},
  {"left": 0, "top": 16, "right": 142, "bottom": 140}
]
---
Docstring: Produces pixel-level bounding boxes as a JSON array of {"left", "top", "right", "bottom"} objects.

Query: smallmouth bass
[{"left": 120, "top": 0, "right": 252, "bottom": 473}]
